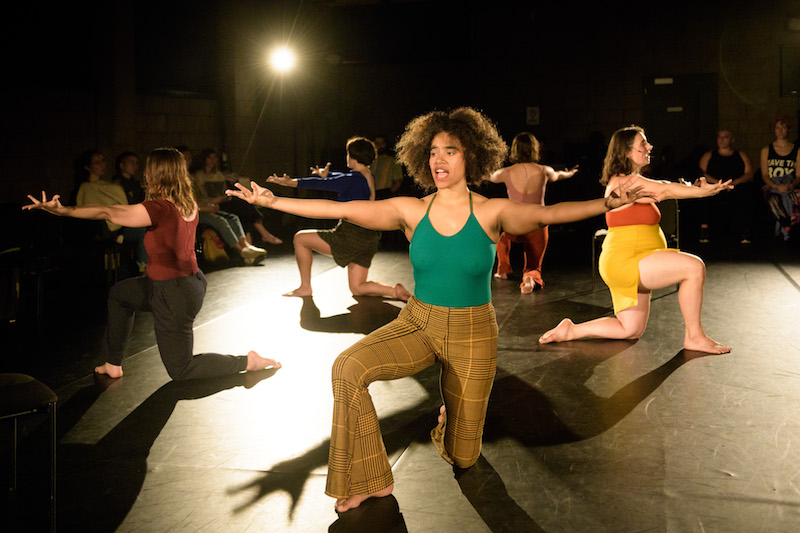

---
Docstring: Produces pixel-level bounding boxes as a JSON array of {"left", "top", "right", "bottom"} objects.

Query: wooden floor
[{"left": 3, "top": 225, "right": 800, "bottom": 532}]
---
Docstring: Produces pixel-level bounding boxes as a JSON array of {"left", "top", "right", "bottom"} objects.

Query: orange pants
[{"left": 495, "top": 227, "right": 548, "bottom": 276}]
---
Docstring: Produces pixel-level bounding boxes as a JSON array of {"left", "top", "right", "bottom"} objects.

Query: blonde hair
[
  {"left": 600, "top": 125, "right": 645, "bottom": 185},
  {"left": 144, "top": 148, "right": 196, "bottom": 217}
]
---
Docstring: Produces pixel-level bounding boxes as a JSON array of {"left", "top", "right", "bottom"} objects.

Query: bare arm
[
  {"left": 487, "top": 167, "right": 509, "bottom": 184},
  {"left": 698, "top": 151, "right": 715, "bottom": 183},
  {"left": 497, "top": 175, "right": 647, "bottom": 235},
  {"left": 226, "top": 182, "right": 408, "bottom": 232},
  {"left": 733, "top": 151, "right": 754, "bottom": 187},
  {"left": 634, "top": 174, "right": 732, "bottom": 201},
  {"left": 23, "top": 191, "right": 152, "bottom": 228},
  {"left": 544, "top": 164, "right": 579, "bottom": 183}
]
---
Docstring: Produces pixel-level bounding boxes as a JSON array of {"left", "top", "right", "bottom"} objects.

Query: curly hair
[
  {"left": 144, "top": 148, "right": 197, "bottom": 218},
  {"left": 396, "top": 107, "right": 508, "bottom": 191},
  {"left": 509, "top": 132, "right": 540, "bottom": 164},
  {"left": 600, "top": 125, "right": 645, "bottom": 185}
]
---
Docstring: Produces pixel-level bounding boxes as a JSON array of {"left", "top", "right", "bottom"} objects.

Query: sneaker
[{"left": 241, "top": 245, "right": 267, "bottom": 265}]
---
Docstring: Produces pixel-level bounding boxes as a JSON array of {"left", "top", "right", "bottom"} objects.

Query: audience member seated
[
  {"left": 188, "top": 149, "right": 266, "bottom": 265},
  {"left": 760, "top": 115, "right": 800, "bottom": 242},
  {"left": 193, "top": 148, "right": 282, "bottom": 247},
  {"left": 113, "top": 151, "right": 148, "bottom": 268},
  {"left": 697, "top": 128, "right": 755, "bottom": 244}
]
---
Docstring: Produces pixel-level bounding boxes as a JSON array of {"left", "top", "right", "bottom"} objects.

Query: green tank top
[{"left": 409, "top": 193, "right": 496, "bottom": 307}]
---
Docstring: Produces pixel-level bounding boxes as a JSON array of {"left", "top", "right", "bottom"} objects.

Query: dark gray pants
[{"left": 103, "top": 271, "right": 247, "bottom": 380}]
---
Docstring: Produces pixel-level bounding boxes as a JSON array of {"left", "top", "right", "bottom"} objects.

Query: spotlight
[{"left": 269, "top": 47, "right": 296, "bottom": 73}]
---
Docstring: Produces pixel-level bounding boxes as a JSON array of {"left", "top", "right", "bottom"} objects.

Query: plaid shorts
[{"left": 318, "top": 220, "right": 381, "bottom": 268}]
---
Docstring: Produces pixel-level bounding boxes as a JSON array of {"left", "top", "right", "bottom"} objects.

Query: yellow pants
[{"left": 326, "top": 296, "right": 498, "bottom": 498}]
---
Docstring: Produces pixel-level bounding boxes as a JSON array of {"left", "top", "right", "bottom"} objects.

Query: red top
[
  {"left": 605, "top": 203, "right": 661, "bottom": 228},
  {"left": 142, "top": 199, "right": 199, "bottom": 280}
]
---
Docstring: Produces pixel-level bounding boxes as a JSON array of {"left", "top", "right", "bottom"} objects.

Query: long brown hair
[
  {"left": 144, "top": 148, "right": 196, "bottom": 217},
  {"left": 600, "top": 125, "right": 645, "bottom": 185}
]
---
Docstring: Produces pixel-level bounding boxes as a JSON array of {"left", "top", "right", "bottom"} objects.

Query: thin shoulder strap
[
  {"left": 469, "top": 191, "right": 473, "bottom": 213},
  {"left": 426, "top": 193, "right": 437, "bottom": 214}
]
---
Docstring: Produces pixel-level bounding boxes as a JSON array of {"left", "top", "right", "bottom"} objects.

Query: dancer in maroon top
[{"left": 24, "top": 148, "right": 280, "bottom": 380}]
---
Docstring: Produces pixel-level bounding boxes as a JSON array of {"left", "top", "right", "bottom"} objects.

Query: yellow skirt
[{"left": 598, "top": 224, "right": 672, "bottom": 313}]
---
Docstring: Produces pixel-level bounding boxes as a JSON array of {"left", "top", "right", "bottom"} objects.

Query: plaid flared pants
[{"left": 325, "top": 296, "right": 498, "bottom": 499}]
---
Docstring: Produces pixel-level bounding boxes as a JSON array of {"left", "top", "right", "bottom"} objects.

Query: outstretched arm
[
  {"left": 641, "top": 175, "right": 732, "bottom": 200},
  {"left": 544, "top": 164, "right": 579, "bottom": 183},
  {"left": 497, "top": 175, "right": 647, "bottom": 235},
  {"left": 487, "top": 167, "right": 509, "bottom": 184},
  {"left": 226, "top": 182, "right": 407, "bottom": 232},
  {"left": 23, "top": 191, "right": 152, "bottom": 228}
]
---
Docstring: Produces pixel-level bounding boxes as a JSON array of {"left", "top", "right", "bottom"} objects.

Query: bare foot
[
  {"left": 283, "top": 287, "right": 312, "bottom": 298},
  {"left": 245, "top": 351, "right": 282, "bottom": 371},
  {"left": 334, "top": 484, "right": 394, "bottom": 513},
  {"left": 95, "top": 362, "right": 123, "bottom": 378},
  {"left": 260, "top": 231, "right": 283, "bottom": 245},
  {"left": 393, "top": 283, "right": 411, "bottom": 301},
  {"left": 493, "top": 272, "right": 508, "bottom": 280},
  {"left": 520, "top": 277, "right": 535, "bottom": 294},
  {"left": 684, "top": 334, "right": 731, "bottom": 354},
  {"left": 539, "top": 318, "right": 575, "bottom": 344}
]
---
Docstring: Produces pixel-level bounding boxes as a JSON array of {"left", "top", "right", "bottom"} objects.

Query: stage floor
[{"left": 4, "top": 232, "right": 800, "bottom": 532}]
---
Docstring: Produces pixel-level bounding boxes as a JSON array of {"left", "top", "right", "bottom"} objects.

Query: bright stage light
[{"left": 269, "top": 47, "right": 296, "bottom": 73}]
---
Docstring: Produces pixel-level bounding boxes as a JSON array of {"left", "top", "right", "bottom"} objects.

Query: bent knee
[
  {"left": 331, "top": 350, "right": 369, "bottom": 383},
  {"left": 683, "top": 254, "right": 706, "bottom": 280},
  {"left": 625, "top": 325, "right": 647, "bottom": 340}
]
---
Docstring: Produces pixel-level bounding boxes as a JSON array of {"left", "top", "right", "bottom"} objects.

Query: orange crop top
[{"left": 605, "top": 203, "right": 661, "bottom": 228}]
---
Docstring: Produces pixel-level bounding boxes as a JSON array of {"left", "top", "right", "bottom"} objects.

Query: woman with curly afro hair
[{"left": 228, "top": 107, "right": 646, "bottom": 514}]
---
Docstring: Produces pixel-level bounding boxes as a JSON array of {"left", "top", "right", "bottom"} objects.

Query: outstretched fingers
[{"left": 225, "top": 182, "right": 252, "bottom": 202}]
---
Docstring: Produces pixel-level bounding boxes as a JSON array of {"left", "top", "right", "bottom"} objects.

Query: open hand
[
  {"left": 310, "top": 162, "right": 331, "bottom": 178},
  {"left": 226, "top": 182, "right": 277, "bottom": 208},
  {"left": 23, "top": 191, "right": 66, "bottom": 215},
  {"left": 694, "top": 176, "right": 733, "bottom": 196},
  {"left": 266, "top": 173, "right": 295, "bottom": 187}
]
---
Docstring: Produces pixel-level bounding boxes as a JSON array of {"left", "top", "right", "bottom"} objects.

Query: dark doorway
[{"left": 643, "top": 73, "right": 718, "bottom": 179}]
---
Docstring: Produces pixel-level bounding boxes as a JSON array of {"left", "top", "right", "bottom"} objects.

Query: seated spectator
[
  {"left": 697, "top": 128, "right": 755, "bottom": 244},
  {"left": 760, "top": 115, "right": 800, "bottom": 241},
  {"left": 113, "top": 151, "right": 148, "bottom": 267},
  {"left": 189, "top": 149, "right": 266, "bottom": 265},
  {"left": 194, "top": 148, "right": 282, "bottom": 247}
]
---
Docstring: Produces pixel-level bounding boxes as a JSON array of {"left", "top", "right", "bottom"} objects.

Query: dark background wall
[{"left": 2, "top": 0, "right": 799, "bottom": 205}]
